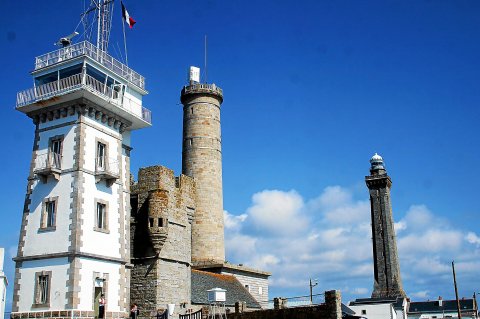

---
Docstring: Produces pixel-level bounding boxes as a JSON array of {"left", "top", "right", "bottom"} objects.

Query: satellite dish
[{"left": 55, "top": 31, "right": 79, "bottom": 47}]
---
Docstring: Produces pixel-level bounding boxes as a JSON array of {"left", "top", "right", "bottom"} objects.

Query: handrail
[
  {"left": 34, "top": 152, "right": 62, "bottom": 171},
  {"left": 34, "top": 41, "right": 145, "bottom": 89},
  {"left": 16, "top": 73, "right": 151, "bottom": 125},
  {"left": 95, "top": 156, "right": 120, "bottom": 176},
  {"left": 182, "top": 83, "right": 223, "bottom": 96}
]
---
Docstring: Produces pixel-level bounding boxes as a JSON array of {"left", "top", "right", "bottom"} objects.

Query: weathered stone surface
[
  {"left": 227, "top": 290, "right": 342, "bottom": 319},
  {"left": 180, "top": 86, "right": 225, "bottom": 264},
  {"left": 130, "top": 166, "right": 195, "bottom": 315},
  {"left": 366, "top": 159, "right": 406, "bottom": 299}
]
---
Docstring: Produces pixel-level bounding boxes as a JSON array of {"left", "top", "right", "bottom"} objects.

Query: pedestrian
[
  {"left": 155, "top": 308, "right": 165, "bottom": 319},
  {"left": 130, "top": 303, "right": 139, "bottom": 319},
  {"left": 98, "top": 294, "right": 106, "bottom": 319}
]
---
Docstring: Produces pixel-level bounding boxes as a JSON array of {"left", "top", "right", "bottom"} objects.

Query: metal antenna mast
[{"left": 97, "top": 0, "right": 114, "bottom": 52}]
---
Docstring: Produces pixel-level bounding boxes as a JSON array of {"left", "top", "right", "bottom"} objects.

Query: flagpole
[{"left": 121, "top": 3, "right": 129, "bottom": 66}]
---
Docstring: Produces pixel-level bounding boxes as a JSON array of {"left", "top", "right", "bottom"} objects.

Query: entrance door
[{"left": 94, "top": 287, "right": 102, "bottom": 318}]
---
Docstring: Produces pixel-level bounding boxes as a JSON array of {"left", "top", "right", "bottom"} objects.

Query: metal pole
[
  {"left": 309, "top": 279, "right": 313, "bottom": 303},
  {"left": 122, "top": 6, "right": 129, "bottom": 66},
  {"left": 452, "top": 261, "right": 462, "bottom": 319},
  {"left": 204, "top": 35, "right": 207, "bottom": 83}
]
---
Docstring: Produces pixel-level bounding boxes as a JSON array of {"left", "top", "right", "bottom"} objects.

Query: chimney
[{"left": 438, "top": 296, "right": 443, "bottom": 307}]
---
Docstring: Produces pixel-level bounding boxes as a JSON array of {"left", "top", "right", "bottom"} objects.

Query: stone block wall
[
  {"left": 130, "top": 166, "right": 195, "bottom": 316},
  {"left": 226, "top": 290, "right": 342, "bottom": 319}
]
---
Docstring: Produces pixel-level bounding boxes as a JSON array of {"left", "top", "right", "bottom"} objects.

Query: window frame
[
  {"left": 40, "top": 197, "right": 58, "bottom": 231},
  {"left": 48, "top": 135, "right": 64, "bottom": 169},
  {"left": 94, "top": 199, "right": 109, "bottom": 233},
  {"left": 33, "top": 270, "right": 52, "bottom": 307}
]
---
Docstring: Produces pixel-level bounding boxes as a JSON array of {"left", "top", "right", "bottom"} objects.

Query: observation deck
[
  {"left": 16, "top": 41, "right": 151, "bottom": 130},
  {"left": 181, "top": 83, "right": 223, "bottom": 104}
]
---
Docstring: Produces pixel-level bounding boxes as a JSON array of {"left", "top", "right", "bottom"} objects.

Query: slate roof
[
  {"left": 349, "top": 297, "right": 407, "bottom": 311},
  {"left": 342, "top": 303, "right": 356, "bottom": 315},
  {"left": 191, "top": 269, "right": 261, "bottom": 309},
  {"left": 408, "top": 299, "right": 476, "bottom": 314}
]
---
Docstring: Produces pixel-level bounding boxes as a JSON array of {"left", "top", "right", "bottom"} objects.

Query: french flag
[{"left": 121, "top": 2, "right": 136, "bottom": 29}]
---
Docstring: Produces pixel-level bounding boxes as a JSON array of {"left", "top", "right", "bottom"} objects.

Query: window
[
  {"left": 48, "top": 136, "right": 63, "bottom": 170},
  {"left": 40, "top": 197, "right": 57, "bottom": 230},
  {"left": 258, "top": 287, "right": 263, "bottom": 295},
  {"left": 95, "top": 200, "right": 108, "bottom": 232},
  {"left": 46, "top": 201, "right": 55, "bottom": 228},
  {"left": 361, "top": 310, "right": 367, "bottom": 315},
  {"left": 33, "top": 271, "right": 51, "bottom": 306},
  {"left": 245, "top": 285, "right": 250, "bottom": 292},
  {"left": 96, "top": 142, "right": 106, "bottom": 170},
  {"left": 96, "top": 203, "right": 106, "bottom": 230}
]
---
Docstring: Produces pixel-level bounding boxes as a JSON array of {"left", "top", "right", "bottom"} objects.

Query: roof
[
  {"left": 193, "top": 261, "right": 271, "bottom": 277},
  {"left": 408, "top": 299, "right": 476, "bottom": 314},
  {"left": 349, "top": 297, "right": 407, "bottom": 311},
  {"left": 342, "top": 303, "right": 356, "bottom": 315},
  {"left": 191, "top": 269, "right": 261, "bottom": 309}
]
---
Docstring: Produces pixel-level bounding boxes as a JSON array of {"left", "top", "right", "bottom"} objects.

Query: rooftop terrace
[{"left": 34, "top": 41, "right": 145, "bottom": 90}]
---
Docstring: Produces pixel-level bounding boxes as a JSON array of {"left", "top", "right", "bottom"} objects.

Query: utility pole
[
  {"left": 309, "top": 278, "right": 318, "bottom": 304},
  {"left": 452, "top": 261, "right": 462, "bottom": 319}
]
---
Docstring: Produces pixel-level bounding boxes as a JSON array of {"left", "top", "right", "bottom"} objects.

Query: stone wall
[
  {"left": 226, "top": 290, "right": 342, "bottom": 319},
  {"left": 130, "top": 166, "right": 195, "bottom": 316},
  {"left": 181, "top": 87, "right": 225, "bottom": 264}
]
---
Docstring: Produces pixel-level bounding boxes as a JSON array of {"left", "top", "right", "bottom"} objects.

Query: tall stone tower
[
  {"left": 12, "top": 19, "right": 151, "bottom": 319},
  {"left": 366, "top": 153, "right": 406, "bottom": 299},
  {"left": 180, "top": 82, "right": 224, "bottom": 264}
]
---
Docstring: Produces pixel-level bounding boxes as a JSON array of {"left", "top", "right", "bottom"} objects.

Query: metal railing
[
  {"left": 182, "top": 83, "right": 223, "bottom": 96},
  {"left": 95, "top": 156, "right": 120, "bottom": 176},
  {"left": 34, "top": 152, "right": 62, "bottom": 172},
  {"left": 266, "top": 293, "right": 325, "bottom": 309},
  {"left": 34, "top": 41, "right": 145, "bottom": 89},
  {"left": 16, "top": 73, "right": 151, "bottom": 125}
]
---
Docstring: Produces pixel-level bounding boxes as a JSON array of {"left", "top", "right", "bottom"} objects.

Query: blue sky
[{"left": 1, "top": 0, "right": 480, "bottom": 312}]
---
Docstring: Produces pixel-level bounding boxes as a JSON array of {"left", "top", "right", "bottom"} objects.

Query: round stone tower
[{"left": 180, "top": 83, "right": 225, "bottom": 264}]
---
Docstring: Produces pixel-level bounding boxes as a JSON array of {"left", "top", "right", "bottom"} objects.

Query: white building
[
  {"left": 407, "top": 297, "right": 478, "bottom": 319},
  {"left": 349, "top": 297, "right": 408, "bottom": 319},
  {"left": 11, "top": 24, "right": 151, "bottom": 319},
  {"left": 0, "top": 248, "right": 8, "bottom": 319}
]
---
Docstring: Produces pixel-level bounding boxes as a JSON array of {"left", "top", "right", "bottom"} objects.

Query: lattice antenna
[
  {"left": 97, "top": 0, "right": 114, "bottom": 52},
  {"left": 80, "top": 0, "right": 114, "bottom": 52}
]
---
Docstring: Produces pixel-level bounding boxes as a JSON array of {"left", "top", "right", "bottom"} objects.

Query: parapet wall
[{"left": 227, "top": 290, "right": 342, "bottom": 319}]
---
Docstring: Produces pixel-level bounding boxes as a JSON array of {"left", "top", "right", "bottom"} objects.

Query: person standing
[
  {"left": 130, "top": 303, "right": 139, "bottom": 319},
  {"left": 98, "top": 294, "right": 106, "bottom": 319}
]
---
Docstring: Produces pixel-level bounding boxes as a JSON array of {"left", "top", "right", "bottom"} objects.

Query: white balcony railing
[
  {"left": 34, "top": 41, "right": 145, "bottom": 89},
  {"left": 95, "top": 157, "right": 120, "bottom": 176},
  {"left": 34, "top": 152, "right": 62, "bottom": 172},
  {"left": 16, "top": 73, "right": 152, "bottom": 125}
]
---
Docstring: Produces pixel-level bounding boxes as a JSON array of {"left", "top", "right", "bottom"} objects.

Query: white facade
[
  {"left": 13, "top": 41, "right": 150, "bottom": 319},
  {"left": 349, "top": 303, "right": 396, "bottom": 319},
  {"left": 0, "top": 248, "right": 8, "bottom": 319}
]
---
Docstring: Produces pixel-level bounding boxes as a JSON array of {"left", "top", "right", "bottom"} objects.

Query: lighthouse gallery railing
[{"left": 16, "top": 73, "right": 151, "bottom": 124}]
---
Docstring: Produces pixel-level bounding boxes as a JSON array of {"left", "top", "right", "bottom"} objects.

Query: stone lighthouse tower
[
  {"left": 180, "top": 78, "right": 224, "bottom": 264},
  {"left": 366, "top": 153, "right": 406, "bottom": 299}
]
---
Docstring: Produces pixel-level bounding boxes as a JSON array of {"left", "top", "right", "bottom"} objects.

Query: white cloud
[
  {"left": 224, "top": 186, "right": 480, "bottom": 303},
  {"left": 246, "top": 189, "right": 308, "bottom": 235},
  {"left": 399, "top": 230, "right": 463, "bottom": 254},
  {"left": 224, "top": 210, "right": 247, "bottom": 231},
  {"left": 394, "top": 220, "right": 407, "bottom": 233},
  {"left": 411, "top": 290, "right": 430, "bottom": 298},
  {"left": 465, "top": 232, "right": 480, "bottom": 246}
]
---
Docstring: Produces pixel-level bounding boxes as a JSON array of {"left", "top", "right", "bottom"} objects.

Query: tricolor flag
[{"left": 121, "top": 2, "right": 136, "bottom": 29}]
